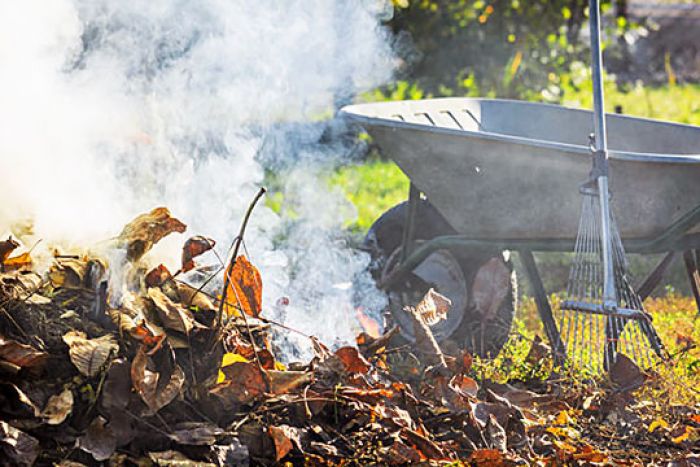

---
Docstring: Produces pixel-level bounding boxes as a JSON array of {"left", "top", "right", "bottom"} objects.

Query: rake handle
[{"left": 589, "top": 0, "right": 617, "bottom": 308}]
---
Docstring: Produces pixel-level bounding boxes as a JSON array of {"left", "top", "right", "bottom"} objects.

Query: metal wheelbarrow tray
[
  {"left": 340, "top": 98, "right": 700, "bottom": 244},
  {"left": 340, "top": 98, "right": 700, "bottom": 355}
]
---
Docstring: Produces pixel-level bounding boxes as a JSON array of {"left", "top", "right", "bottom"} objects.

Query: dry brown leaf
[
  {"left": 48, "top": 259, "right": 88, "bottom": 288},
  {"left": 451, "top": 374, "right": 479, "bottom": 398},
  {"left": 145, "top": 264, "right": 173, "bottom": 288},
  {"left": 334, "top": 346, "right": 371, "bottom": 374},
  {"left": 471, "top": 257, "right": 510, "bottom": 320},
  {"left": 213, "top": 362, "right": 266, "bottom": 404},
  {"left": 148, "top": 450, "right": 215, "bottom": 466},
  {"left": 468, "top": 448, "right": 505, "bottom": 465},
  {"left": 78, "top": 416, "right": 117, "bottom": 462},
  {"left": 147, "top": 288, "right": 197, "bottom": 334},
  {"left": 0, "top": 237, "right": 19, "bottom": 264},
  {"left": 62, "top": 331, "right": 118, "bottom": 377},
  {"left": 0, "top": 337, "right": 47, "bottom": 369},
  {"left": 176, "top": 283, "right": 216, "bottom": 312},
  {"left": 267, "top": 370, "right": 312, "bottom": 394},
  {"left": 224, "top": 255, "right": 262, "bottom": 318},
  {"left": 610, "top": 354, "right": 644, "bottom": 391},
  {"left": 130, "top": 346, "right": 185, "bottom": 413},
  {"left": 0, "top": 421, "right": 39, "bottom": 466},
  {"left": 387, "top": 439, "right": 423, "bottom": 464},
  {"left": 413, "top": 288, "right": 451, "bottom": 326},
  {"left": 169, "top": 422, "right": 224, "bottom": 446},
  {"left": 181, "top": 235, "right": 216, "bottom": 273},
  {"left": 117, "top": 207, "right": 187, "bottom": 262},
  {"left": 268, "top": 425, "right": 294, "bottom": 461},
  {"left": 403, "top": 298, "right": 447, "bottom": 370},
  {"left": 3, "top": 252, "right": 32, "bottom": 271},
  {"left": 41, "top": 388, "right": 74, "bottom": 425}
]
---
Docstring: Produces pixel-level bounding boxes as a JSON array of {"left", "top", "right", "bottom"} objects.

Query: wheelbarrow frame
[{"left": 382, "top": 182, "right": 700, "bottom": 361}]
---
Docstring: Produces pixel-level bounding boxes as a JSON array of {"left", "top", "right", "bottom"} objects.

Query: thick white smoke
[{"left": 0, "top": 0, "right": 394, "bottom": 359}]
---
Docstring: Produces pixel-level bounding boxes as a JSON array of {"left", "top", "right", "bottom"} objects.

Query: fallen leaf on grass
[
  {"left": 181, "top": 236, "right": 215, "bottom": 273},
  {"left": 78, "top": 416, "right": 117, "bottom": 461},
  {"left": 223, "top": 256, "right": 262, "bottom": 318},
  {"left": 0, "top": 421, "right": 39, "bottom": 466},
  {"left": 648, "top": 417, "right": 669, "bottom": 433},
  {"left": 41, "top": 388, "right": 73, "bottom": 425},
  {"left": 0, "top": 337, "right": 47, "bottom": 369},
  {"left": 117, "top": 207, "right": 187, "bottom": 262},
  {"left": 62, "top": 331, "right": 118, "bottom": 377},
  {"left": 610, "top": 354, "right": 644, "bottom": 391}
]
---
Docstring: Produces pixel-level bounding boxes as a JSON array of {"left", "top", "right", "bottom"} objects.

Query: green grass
[{"left": 330, "top": 159, "right": 409, "bottom": 232}]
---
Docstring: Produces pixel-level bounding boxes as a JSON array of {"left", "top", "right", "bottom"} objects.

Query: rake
[{"left": 559, "top": 0, "right": 666, "bottom": 373}]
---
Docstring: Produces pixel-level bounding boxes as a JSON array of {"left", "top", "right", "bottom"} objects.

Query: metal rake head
[{"left": 560, "top": 188, "right": 665, "bottom": 373}]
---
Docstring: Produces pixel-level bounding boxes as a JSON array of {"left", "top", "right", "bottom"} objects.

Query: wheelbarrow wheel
[{"left": 363, "top": 200, "right": 516, "bottom": 357}]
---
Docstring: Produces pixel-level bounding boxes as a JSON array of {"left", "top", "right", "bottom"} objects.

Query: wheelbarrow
[{"left": 340, "top": 98, "right": 700, "bottom": 357}]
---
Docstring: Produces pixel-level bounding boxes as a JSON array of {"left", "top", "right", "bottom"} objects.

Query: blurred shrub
[{"left": 382, "top": 0, "right": 635, "bottom": 100}]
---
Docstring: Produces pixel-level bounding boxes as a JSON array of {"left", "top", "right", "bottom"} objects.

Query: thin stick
[{"left": 216, "top": 187, "right": 266, "bottom": 330}]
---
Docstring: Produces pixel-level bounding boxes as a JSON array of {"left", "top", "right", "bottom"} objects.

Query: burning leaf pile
[{"left": 0, "top": 203, "right": 699, "bottom": 466}]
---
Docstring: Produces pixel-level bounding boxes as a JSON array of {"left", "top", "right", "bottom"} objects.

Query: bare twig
[{"left": 216, "top": 187, "right": 266, "bottom": 330}]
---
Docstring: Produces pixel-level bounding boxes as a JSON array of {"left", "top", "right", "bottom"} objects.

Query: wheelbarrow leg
[
  {"left": 637, "top": 251, "right": 677, "bottom": 300},
  {"left": 519, "top": 250, "right": 566, "bottom": 364},
  {"left": 682, "top": 250, "right": 700, "bottom": 317},
  {"left": 400, "top": 183, "right": 421, "bottom": 262}
]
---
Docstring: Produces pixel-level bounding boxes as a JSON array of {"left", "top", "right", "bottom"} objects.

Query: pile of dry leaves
[{"left": 0, "top": 203, "right": 698, "bottom": 466}]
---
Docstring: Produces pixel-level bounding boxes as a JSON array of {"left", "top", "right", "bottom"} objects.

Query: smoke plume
[{"left": 0, "top": 0, "right": 394, "bottom": 359}]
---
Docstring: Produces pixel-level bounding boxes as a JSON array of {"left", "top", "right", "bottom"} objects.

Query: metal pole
[{"left": 589, "top": 0, "right": 617, "bottom": 309}]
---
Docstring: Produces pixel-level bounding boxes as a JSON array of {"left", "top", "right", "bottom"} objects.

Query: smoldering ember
[{"left": 1, "top": 1, "right": 700, "bottom": 466}]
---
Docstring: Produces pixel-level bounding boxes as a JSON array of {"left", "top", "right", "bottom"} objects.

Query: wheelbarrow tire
[{"left": 363, "top": 200, "right": 516, "bottom": 357}]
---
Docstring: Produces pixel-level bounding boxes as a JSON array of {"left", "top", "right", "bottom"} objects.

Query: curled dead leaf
[
  {"left": 0, "top": 337, "right": 47, "bottom": 369},
  {"left": 62, "top": 331, "right": 118, "bottom": 377},
  {"left": 147, "top": 287, "right": 197, "bottom": 335},
  {"left": 334, "top": 346, "right": 371, "bottom": 374},
  {"left": 181, "top": 235, "right": 216, "bottom": 273},
  {"left": 223, "top": 255, "right": 262, "bottom": 318},
  {"left": 610, "top": 354, "right": 644, "bottom": 391},
  {"left": 130, "top": 345, "right": 185, "bottom": 413},
  {"left": 78, "top": 416, "right": 117, "bottom": 462},
  {"left": 413, "top": 288, "right": 451, "bottom": 326},
  {"left": 117, "top": 207, "right": 187, "bottom": 262},
  {"left": 145, "top": 264, "right": 173, "bottom": 288},
  {"left": 212, "top": 361, "right": 266, "bottom": 404},
  {"left": 41, "top": 388, "right": 74, "bottom": 425},
  {"left": 0, "top": 421, "right": 39, "bottom": 466},
  {"left": 471, "top": 257, "right": 510, "bottom": 320},
  {"left": 268, "top": 425, "right": 294, "bottom": 461},
  {"left": 0, "top": 237, "right": 20, "bottom": 264}
]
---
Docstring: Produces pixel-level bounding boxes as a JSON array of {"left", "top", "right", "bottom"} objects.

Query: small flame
[{"left": 356, "top": 308, "right": 382, "bottom": 339}]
